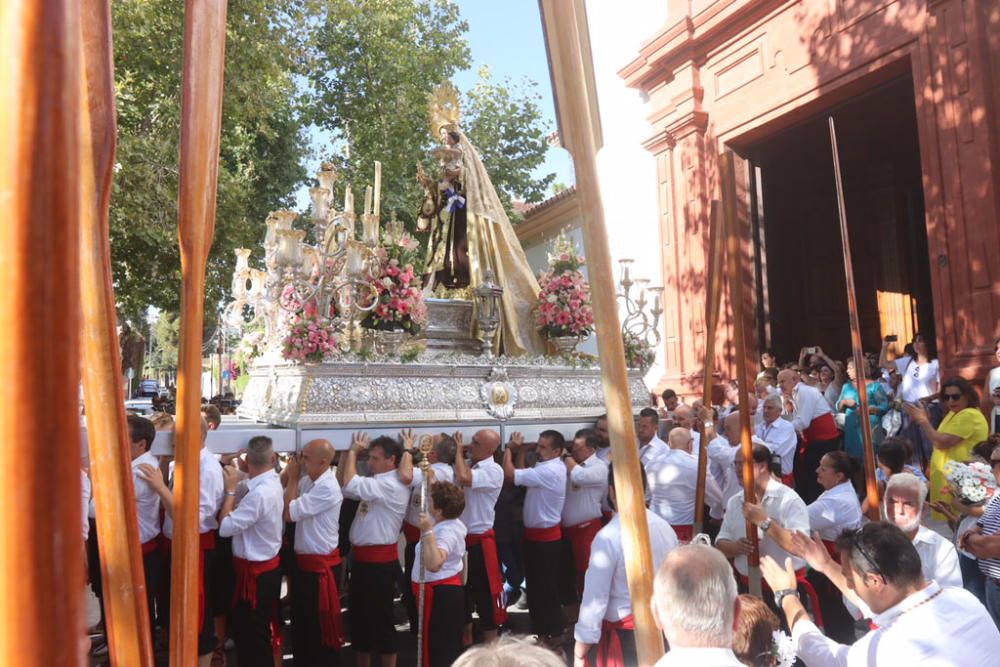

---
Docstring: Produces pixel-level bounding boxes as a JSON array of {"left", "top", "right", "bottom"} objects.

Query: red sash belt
[
  {"left": 352, "top": 543, "right": 398, "bottom": 564},
  {"left": 803, "top": 412, "right": 839, "bottom": 444},
  {"left": 594, "top": 614, "right": 634, "bottom": 667},
  {"left": 465, "top": 530, "right": 508, "bottom": 626},
  {"left": 141, "top": 538, "right": 159, "bottom": 556},
  {"left": 739, "top": 567, "right": 824, "bottom": 629},
  {"left": 402, "top": 521, "right": 421, "bottom": 544},
  {"left": 523, "top": 524, "right": 562, "bottom": 542},
  {"left": 670, "top": 524, "right": 693, "bottom": 542},
  {"left": 232, "top": 555, "right": 280, "bottom": 609},
  {"left": 161, "top": 532, "right": 215, "bottom": 624},
  {"left": 821, "top": 539, "right": 841, "bottom": 563},
  {"left": 411, "top": 574, "right": 462, "bottom": 667},
  {"left": 565, "top": 519, "right": 602, "bottom": 594},
  {"left": 297, "top": 550, "right": 345, "bottom": 648},
  {"left": 781, "top": 473, "right": 794, "bottom": 487}
]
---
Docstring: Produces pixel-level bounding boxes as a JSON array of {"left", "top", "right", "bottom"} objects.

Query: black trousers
[
  {"left": 558, "top": 537, "right": 579, "bottom": 605},
  {"left": 464, "top": 542, "right": 499, "bottom": 631},
  {"left": 141, "top": 548, "right": 162, "bottom": 633},
  {"left": 291, "top": 565, "right": 342, "bottom": 667},
  {"left": 161, "top": 547, "right": 221, "bottom": 654},
  {"left": 232, "top": 566, "right": 282, "bottom": 667},
  {"left": 427, "top": 584, "right": 465, "bottom": 667},
  {"left": 402, "top": 539, "right": 418, "bottom": 633},
  {"left": 522, "top": 538, "right": 564, "bottom": 637},
  {"left": 348, "top": 560, "right": 400, "bottom": 654},
  {"left": 794, "top": 437, "right": 841, "bottom": 504},
  {"left": 212, "top": 533, "right": 235, "bottom": 623}
]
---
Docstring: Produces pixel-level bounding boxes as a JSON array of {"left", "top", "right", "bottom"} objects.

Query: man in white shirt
[
  {"left": 647, "top": 428, "right": 723, "bottom": 541},
  {"left": 283, "top": 438, "right": 344, "bottom": 667},
  {"left": 504, "top": 429, "right": 568, "bottom": 647},
  {"left": 560, "top": 429, "right": 609, "bottom": 612},
  {"left": 778, "top": 369, "right": 840, "bottom": 503},
  {"left": 454, "top": 428, "right": 506, "bottom": 643},
  {"left": 341, "top": 433, "right": 411, "bottom": 667},
  {"left": 763, "top": 521, "right": 1000, "bottom": 666},
  {"left": 136, "top": 417, "right": 224, "bottom": 662},
  {"left": 594, "top": 414, "right": 612, "bottom": 462},
  {"left": 707, "top": 412, "right": 743, "bottom": 506},
  {"left": 218, "top": 435, "right": 284, "bottom": 667},
  {"left": 884, "top": 473, "right": 962, "bottom": 588},
  {"left": 637, "top": 407, "right": 669, "bottom": 468},
  {"left": 755, "top": 394, "right": 797, "bottom": 483},
  {"left": 650, "top": 544, "right": 744, "bottom": 667},
  {"left": 573, "top": 464, "right": 678, "bottom": 667},
  {"left": 127, "top": 415, "right": 162, "bottom": 632},
  {"left": 672, "top": 404, "right": 702, "bottom": 460},
  {"left": 717, "top": 443, "right": 809, "bottom": 591},
  {"left": 400, "top": 432, "right": 456, "bottom": 634}
]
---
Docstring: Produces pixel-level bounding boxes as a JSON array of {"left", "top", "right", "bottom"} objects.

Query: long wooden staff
[
  {"left": 719, "top": 152, "right": 761, "bottom": 595},
  {"left": 171, "top": 2, "right": 229, "bottom": 664},
  {"left": 538, "top": 1, "right": 662, "bottom": 663},
  {"left": 828, "top": 117, "right": 879, "bottom": 520},
  {"left": 415, "top": 436, "right": 433, "bottom": 667},
  {"left": 695, "top": 201, "right": 725, "bottom": 533},
  {"left": 79, "top": 1, "right": 157, "bottom": 664},
  {"left": 0, "top": 2, "right": 86, "bottom": 664}
]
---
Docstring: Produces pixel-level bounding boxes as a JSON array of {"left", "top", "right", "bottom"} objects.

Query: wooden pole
[
  {"left": 79, "top": 1, "right": 157, "bottom": 664},
  {"left": 828, "top": 117, "right": 880, "bottom": 520},
  {"left": 719, "top": 152, "right": 761, "bottom": 595},
  {"left": 171, "top": 2, "right": 228, "bottom": 664},
  {"left": 538, "top": 2, "right": 663, "bottom": 664},
  {"left": 0, "top": 1, "right": 86, "bottom": 664},
  {"left": 695, "top": 201, "right": 725, "bottom": 533}
]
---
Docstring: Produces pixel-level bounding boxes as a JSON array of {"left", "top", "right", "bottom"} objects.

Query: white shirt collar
[
  {"left": 247, "top": 468, "right": 278, "bottom": 490},
  {"left": 872, "top": 580, "right": 941, "bottom": 627}
]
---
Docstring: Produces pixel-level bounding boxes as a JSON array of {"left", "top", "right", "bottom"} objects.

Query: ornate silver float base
[
  {"left": 421, "top": 298, "right": 481, "bottom": 356},
  {"left": 237, "top": 354, "right": 648, "bottom": 427}
]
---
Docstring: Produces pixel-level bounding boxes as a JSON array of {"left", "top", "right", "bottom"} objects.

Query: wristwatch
[
  {"left": 774, "top": 588, "right": 798, "bottom": 607},
  {"left": 759, "top": 517, "right": 772, "bottom": 532}
]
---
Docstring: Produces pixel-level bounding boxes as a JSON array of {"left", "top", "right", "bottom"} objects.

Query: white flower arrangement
[
  {"left": 943, "top": 460, "right": 997, "bottom": 507},
  {"left": 771, "top": 630, "right": 796, "bottom": 667}
]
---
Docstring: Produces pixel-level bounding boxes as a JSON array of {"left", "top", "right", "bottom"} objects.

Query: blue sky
[{"left": 452, "top": 0, "right": 574, "bottom": 191}]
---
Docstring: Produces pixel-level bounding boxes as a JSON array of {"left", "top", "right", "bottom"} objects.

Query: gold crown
[{"left": 428, "top": 82, "right": 461, "bottom": 138}]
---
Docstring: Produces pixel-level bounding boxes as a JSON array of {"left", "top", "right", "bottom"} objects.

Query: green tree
[
  {"left": 461, "top": 66, "right": 555, "bottom": 220},
  {"left": 110, "top": 0, "right": 315, "bottom": 314},
  {"left": 148, "top": 310, "right": 181, "bottom": 375},
  {"left": 306, "top": 0, "right": 471, "bottom": 222}
]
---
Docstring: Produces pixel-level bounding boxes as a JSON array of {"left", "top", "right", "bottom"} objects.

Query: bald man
[
  {"left": 778, "top": 368, "right": 839, "bottom": 503},
  {"left": 454, "top": 429, "right": 507, "bottom": 643},
  {"left": 672, "top": 404, "right": 703, "bottom": 460},
  {"left": 283, "top": 439, "right": 345, "bottom": 666},
  {"left": 646, "top": 428, "right": 723, "bottom": 541}
]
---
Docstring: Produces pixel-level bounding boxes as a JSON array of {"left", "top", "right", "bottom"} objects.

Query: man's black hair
[
  {"left": 835, "top": 522, "right": 923, "bottom": 588},
  {"left": 127, "top": 414, "right": 156, "bottom": 452},
  {"left": 371, "top": 435, "right": 403, "bottom": 467},
  {"left": 538, "top": 429, "right": 566, "bottom": 450}
]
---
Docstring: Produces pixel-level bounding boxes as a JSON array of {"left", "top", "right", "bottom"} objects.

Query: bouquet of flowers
[
  {"left": 281, "top": 312, "right": 339, "bottom": 363},
  {"left": 623, "top": 330, "right": 656, "bottom": 371},
  {"left": 534, "top": 231, "right": 594, "bottom": 339},
  {"left": 234, "top": 330, "right": 266, "bottom": 372},
  {"left": 771, "top": 630, "right": 797, "bottom": 667},
  {"left": 361, "top": 232, "right": 428, "bottom": 334},
  {"left": 943, "top": 460, "right": 997, "bottom": 506}
]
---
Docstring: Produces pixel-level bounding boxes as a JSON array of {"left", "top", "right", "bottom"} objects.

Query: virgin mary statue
[{"left": 418, "top": 84, "right": 545, "bottom": 357}]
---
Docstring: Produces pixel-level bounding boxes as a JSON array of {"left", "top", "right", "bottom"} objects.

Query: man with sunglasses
[{"left": 763, "top": 522, "right": 1000, "bottom": 665}]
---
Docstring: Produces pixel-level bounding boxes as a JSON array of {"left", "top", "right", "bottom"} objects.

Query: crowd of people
[{"left": 79, "top": 335, "right": 1000, "bottom": 666}]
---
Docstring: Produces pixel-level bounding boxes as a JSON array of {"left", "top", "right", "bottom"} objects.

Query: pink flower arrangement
[
  {"left": 281, "top": 312, "right": 339, "bottom": 363},
  {"left": 623, "top": 331, "right": 656, "bottom": 371},
  {"left": 534, "top": 235, "right": 594, "bottom": 339},
  {"left": 361, "top": 233, "right": 427, "bottom": 334}
]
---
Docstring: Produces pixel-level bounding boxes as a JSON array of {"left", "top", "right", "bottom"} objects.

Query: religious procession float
[{"left": 221, "top": 85, "right": 656, "bottom": 449}]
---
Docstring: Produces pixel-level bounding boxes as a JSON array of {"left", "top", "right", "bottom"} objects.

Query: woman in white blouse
[
  {"left": 880, "top": 332, "right": 941, "bottom": 466},
  {"left": 413, "top": 482, "right": 468, "bottom": 667},
  {"left": 984, "top": 337, "right": 1000, "bottom": 435},
  {"left": 806, "top": 450, "right": 863, "bottom": 643}
]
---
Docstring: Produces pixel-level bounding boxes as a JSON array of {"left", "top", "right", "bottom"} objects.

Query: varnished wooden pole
[
  {"left": 171, "top": 2, "right": 228, "bottom": 664},
  {"left": 695, "top": 201, "right": 725, "bottom": 533},
  {"left": 0, "top": 1, "right": 86, "bottom": 664},
  {"left": 829, "top": 117, "right": 880, "bottom": 520},
  {"left": 79, "top": 1, "right": 157, "bottom": 664},
  {"left": 539, "top": 1, "right": 662, "bottom": 663},
  {"left": 720, "top": 152, "right": 761, "bottom": 595}
]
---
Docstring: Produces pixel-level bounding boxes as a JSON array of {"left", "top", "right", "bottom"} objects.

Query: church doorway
[{"left": 746, "top": 73, "right": 935, "bottom": 364}]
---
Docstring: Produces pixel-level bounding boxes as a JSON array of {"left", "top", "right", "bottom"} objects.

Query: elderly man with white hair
[
  {"left": 883, "top": 472, "right": 962, "bottom": 588},
  {"left": 651, "top": 544, "right": 743, "bottom": 666},
  {"left": 755, "top": 394, "right": 797, "bottom": 484}
]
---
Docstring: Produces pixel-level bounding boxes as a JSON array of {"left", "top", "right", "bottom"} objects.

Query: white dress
[{"left": 988, "top": 366, "right": 1000, "bottom": 434}]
